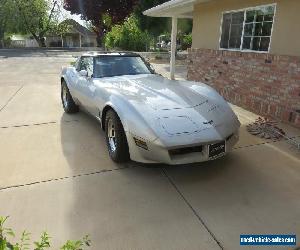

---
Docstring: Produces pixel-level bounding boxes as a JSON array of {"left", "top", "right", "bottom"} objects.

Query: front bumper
[{"left": 126, "top": 130, "right": 239, "bottom": 165}]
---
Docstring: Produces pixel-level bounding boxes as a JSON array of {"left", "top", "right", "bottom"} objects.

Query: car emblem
[{"left": 203, "top": 120, "right": 214, "bottom": 125}]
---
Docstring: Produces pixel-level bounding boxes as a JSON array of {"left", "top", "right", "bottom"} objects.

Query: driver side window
[{"left": 77, "top": 56, "right": 93, "bottom": 76}]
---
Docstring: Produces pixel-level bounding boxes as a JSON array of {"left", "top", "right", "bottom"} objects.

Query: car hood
[
  {"left": 96, "top": 74, "right": 218, "bottom": 110},
  {"left": 94, "top": 74, "right": 240, "bottom": 143}
]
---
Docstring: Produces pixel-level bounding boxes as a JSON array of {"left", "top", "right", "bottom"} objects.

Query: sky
[
  {"left": 57, "top": 1, "right": 87, "bottom": 26},
  {"left": 64, "top": 12, "right": 86, "bottom": 26}
]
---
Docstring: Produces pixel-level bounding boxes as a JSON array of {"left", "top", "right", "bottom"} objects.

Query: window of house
[{"left": 220, "top": 4, "right": 276, "bottom": 52}]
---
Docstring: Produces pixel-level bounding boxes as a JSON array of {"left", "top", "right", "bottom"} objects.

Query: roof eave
[
  {"left": 143, "top": 0, "right": 196, "bottom": 18},
  {"left": 143, "top": 0, "right": 212, "bottom": 18}
]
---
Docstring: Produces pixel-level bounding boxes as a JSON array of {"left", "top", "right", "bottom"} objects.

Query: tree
[
  {"left": 14, "top": 0, "right": 67, "bottom": 47},
  {"left": 134, "top": 0, "right": 193, "bottom": 46},
  {"left": 63, "top": 0, "right": 137, "bottom": 46},
  {"left": 105, "top": 14, "right": 151, "bottom": 51},
  {"left": 0, "top": 0, "right": 18, "bottom": 48},
  {"left": 134, "top": 0, "right": 170, "bottom": 38}
]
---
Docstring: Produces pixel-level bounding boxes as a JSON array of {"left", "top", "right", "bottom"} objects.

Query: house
[
  {"left": 9, "top": 35, "right": 39, "bottom": 48},
  {"left": 46, "top": 19, "right": 97, "bottom": 48},
  {"left": 144, "top": 0, "right": 300, "bottom": 128}
]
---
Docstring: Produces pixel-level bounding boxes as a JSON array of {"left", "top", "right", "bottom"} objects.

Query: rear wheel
[
  {"left": 105, "top": 110, "right": 130, "bottom": 163},
  {"left": 61, "top": 80, "right": 79, "bottom": 113}
]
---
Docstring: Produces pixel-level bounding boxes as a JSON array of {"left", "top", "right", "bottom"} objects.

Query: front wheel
[
  {"left": 61, "top": 81, "right": 79, "bottom": 113},
  {"left": 105, "top": 110, "right": 130, "bottom": 163}
]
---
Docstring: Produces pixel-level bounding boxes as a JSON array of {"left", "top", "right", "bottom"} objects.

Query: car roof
[{"left": 81, "top": 52, "right": 140, "bottom": 57}]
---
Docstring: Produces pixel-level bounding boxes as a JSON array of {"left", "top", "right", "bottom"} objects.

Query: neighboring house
[
  {"left": 10, "top": 35, "right": 39, "bottom": 48},
  {"left": 144, "top": 0, "right": 300, "bottom": 128},
  {"left": 46, "top": 19, "right": 97, "bottom": 48},
  {"left": 8, "top": 20, "right": 96, "bottom": 48}
]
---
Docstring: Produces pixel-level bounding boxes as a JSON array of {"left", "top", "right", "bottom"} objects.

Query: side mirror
[{"left": 79, "top": 70, "right": 88, "bottom": 77}]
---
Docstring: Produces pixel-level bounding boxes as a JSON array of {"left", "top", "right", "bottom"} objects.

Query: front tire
[
  {"left": 61, "top": 80, "right": 79, "bottom": 113},
  {"left": 105, "top": 110, "right": 130, "bottom": 163}
]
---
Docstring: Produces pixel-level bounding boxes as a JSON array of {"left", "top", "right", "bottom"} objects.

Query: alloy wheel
[
  {"left": 107, "top": 118, "right": 117, "bottom": 153},
  {"left": 62, "top": 84, "right": 69, "bottom": 109}
]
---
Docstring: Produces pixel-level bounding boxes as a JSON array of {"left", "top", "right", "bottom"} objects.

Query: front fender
[{"left": 102, "top": 94, "right": 158, "bottom": 142}]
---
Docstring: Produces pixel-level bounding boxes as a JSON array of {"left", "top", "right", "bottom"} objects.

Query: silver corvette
[{"left": 60, "top": 52, "right": 240, "bottom": 165}]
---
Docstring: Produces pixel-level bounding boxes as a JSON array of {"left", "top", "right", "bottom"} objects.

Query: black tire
[
  {"left": 105, "top": 110, "right": 130, "bottom": 163},
  {"left": 61, "top": 80, "right": 79, "bottom": 113}
]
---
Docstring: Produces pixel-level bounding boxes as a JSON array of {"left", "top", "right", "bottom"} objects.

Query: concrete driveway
[{"left": 0, "top": 51, "right": 299, "bottom": 250}]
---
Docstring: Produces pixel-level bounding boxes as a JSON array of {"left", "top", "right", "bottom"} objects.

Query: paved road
[{"left": 0, "top": 52, "right": 299, "bottom": 250}]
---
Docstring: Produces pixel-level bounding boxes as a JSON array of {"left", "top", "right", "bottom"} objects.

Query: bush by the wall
[
  {"left": 181, "top": 33, "right": 192, "bottom": 50},
  {"left": 105, "top": 15, "right": 152, "bottom": 52}
]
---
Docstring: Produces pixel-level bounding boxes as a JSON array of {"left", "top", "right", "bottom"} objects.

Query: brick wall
[{"left": 187, "top": 48, "right": 300, "bottom": 128}]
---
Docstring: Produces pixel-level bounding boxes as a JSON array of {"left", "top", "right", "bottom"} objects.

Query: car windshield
[{"left": 93, "top": 56, "right": 152, "bottom": 78}]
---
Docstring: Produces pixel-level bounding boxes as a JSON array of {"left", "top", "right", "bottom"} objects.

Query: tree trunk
[
  {"left": 0, "top": 29, "right": 4, "bottom": 48},
  {"left": 34, "top": 35, "right": 46, "bottom": 47},
  {"left": 93, "top": 24, "right": 105, "bottom": 48},
  {"left": 40, "top": 37, "right": 46, "bottom": 47},
  {"left": 96, "top": 32, "right": 103, "bottom": 47},
  {"left": 153, "top": 36, "right": 157, "bottom": 51}
]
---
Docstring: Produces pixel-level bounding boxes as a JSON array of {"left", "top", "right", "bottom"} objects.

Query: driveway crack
[
  {"left": 0, "top": 85, "right": 24, "bottom": 112},
  {"left": 0, "top": 119, "right": 79, "bottom": 129},
  {"left": 232, "top": 135, "right": 300, "bottom": 151},
  {"left": 161, "top": 168, "right": 224, "bottom": 250},
  {"left": 0, "top": 165, "right": 135, "bottom": 191}
]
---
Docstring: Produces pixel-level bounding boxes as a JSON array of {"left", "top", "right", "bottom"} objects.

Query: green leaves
[
  {"left": 0, "top": 216, "right": 14, "bottom": 240},
  {"left": 0, "top": 216, "right": 15, "bottom": 250},
  {"left": 0, "top": 0, "right": 67, "bottom": 47},
  {"left": 102, "top": 14, "right": 112, "bottom": 29},
  {"left": 0, "top": 216, "right": 90, "bottom": 250},
  {"left": 64, "top": 0, "right": 137, "bottom": 44},
  {"left": 4, "top": 229, "right": 15, "bottom": 239},
  {"left": 14, "top": 0, "right": 49, "bottom": 32},
  {"left": 33, "top": 232, "right": 50, "bottom": 250},
  {"left": 181, "top": 33, "right": 192, "bottom": 50},
  {"left": 105, "top": 14, "right": 152, "bottom": 51},
  {"left": 0, "top": 0, "right": 18, "bottom": 47},
  {"left": 14, "top": 231, "right": 31, "bottom": 250},
  {"left": 60, "top": 235, "right": 91, "bottom": 250}
]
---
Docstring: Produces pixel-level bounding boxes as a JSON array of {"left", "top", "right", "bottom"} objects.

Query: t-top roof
[{"left": 81, "top": 52, "right": 140, "bottom": 57}]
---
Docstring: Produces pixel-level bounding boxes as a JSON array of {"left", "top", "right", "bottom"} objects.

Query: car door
[{"left": 75, "top": 56, "right": 98, "bottom": 116}]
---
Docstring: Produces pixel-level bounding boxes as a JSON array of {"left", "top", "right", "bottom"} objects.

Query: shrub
[
  {"left": 182, "top": 33, "right": 192, "bottom": 50},
  {"left": 105, "top": 15, "right": 152, "bottom": 52},
  {"left": 0, "top": 216, "right": 91, "bottom": 250}
]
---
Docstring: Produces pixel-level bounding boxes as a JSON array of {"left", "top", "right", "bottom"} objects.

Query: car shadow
[
  {"left": 60, "top": 109, "right": 237, "bottom": 175},
  {"left": 60, "top": 111, "right": 123, "bottom": 175}
]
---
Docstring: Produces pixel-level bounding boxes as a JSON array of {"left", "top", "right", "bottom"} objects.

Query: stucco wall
[{"left": 192, "top": 0, "right": 300, "bottom": 56}]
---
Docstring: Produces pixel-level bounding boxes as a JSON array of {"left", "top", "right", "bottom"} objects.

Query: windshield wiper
[{"left": 95, "top": 72, "right": 151, "bottom": 78}]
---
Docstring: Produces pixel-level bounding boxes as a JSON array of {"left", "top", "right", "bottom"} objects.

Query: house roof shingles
[{"left": 61, "top": 19, "right": 96, "bottom": 37}]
